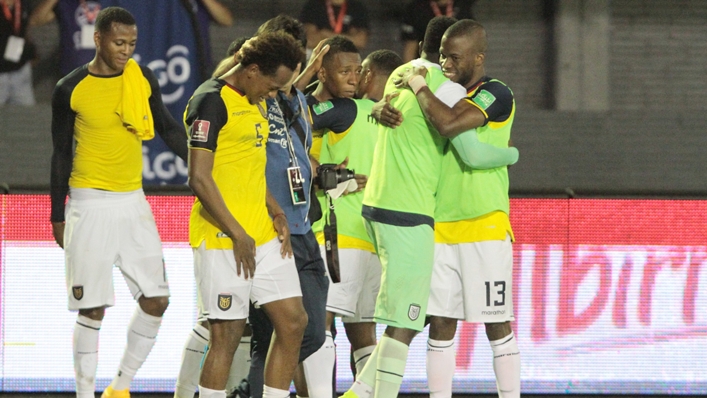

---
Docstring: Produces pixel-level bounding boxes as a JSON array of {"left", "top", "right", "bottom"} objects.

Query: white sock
[
  {"left": 263, "top": 385, "right": 290, "bottom": 398},
  {"left": 426, "top": 338, "right": 455, "bottom": 398},
  {"left": 348, "top": 343, "right": 379, "bottom": 398},
  {"left": 74, "top": 315, "right": 101, "bottom": 398},
  {"left": 198, "top": 385, "right": 226, "bottom": 398},
  {"left": 353, "top": 345, "right": 376, "bottom": 377},
  {"left": 374, "top": 336, "right": 409, "bottom": 398},
  {"left": 174, "top": 323, "right": 210, "bottom": 398},
  {"left": 490, "top": 332, "right": 521, "bottom": 398},
  {"left": 225, "top": 335, "right": 251, "bottom": 391},
  {"left": 110, "top": 306, "right": 163, "bottom": 390},
  {"left": 302, "top": 331, "right": 335, "bottom": 398}
]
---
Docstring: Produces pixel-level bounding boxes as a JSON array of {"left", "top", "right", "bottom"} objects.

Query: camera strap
[{"left": 323, "top": 194, "right": 341, "bottom": 283}]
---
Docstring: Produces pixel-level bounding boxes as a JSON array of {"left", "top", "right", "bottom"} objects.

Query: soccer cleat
[
  {"left": 339, "top": 390, "right": 361, "bottom": 398},
  {"left": 101, "top": 385, "right": 130, "bottom": 398}
]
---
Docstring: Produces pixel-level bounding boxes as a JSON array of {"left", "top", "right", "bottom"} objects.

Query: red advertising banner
[{"left": 1, "top": 195, "right": 706, "bottom": 393}]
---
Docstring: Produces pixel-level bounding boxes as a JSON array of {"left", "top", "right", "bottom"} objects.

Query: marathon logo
[{"left": 481, "top": 309, "right": 506, "bottom": 316}]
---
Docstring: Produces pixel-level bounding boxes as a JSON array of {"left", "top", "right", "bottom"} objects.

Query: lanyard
[
  {"left": 275, "top": 99, "right": 299, "bottom": 167},
  {"left": 2, "top": 0, "right": 20, "bottom": 35},
  {"left": 326, "top": 0, "right": 347, "bottom": 34},
  {"left": 80, "top": 0, "right": 100, "bottom": 24},
  {"left": 430, "top": 0, "right": 453, "bottom": 17}
]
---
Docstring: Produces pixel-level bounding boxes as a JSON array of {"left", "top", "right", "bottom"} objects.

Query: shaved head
[{"left": 445, "top": 19, "right": 487, "bottom": 54}]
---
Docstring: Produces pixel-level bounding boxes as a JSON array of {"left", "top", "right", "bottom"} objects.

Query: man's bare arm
[
  {"left": 416, "top": 90, "right": 486, "bottom": 138},
  {"left": 188, "top": 148, "right": 256, "bottom": 278}
]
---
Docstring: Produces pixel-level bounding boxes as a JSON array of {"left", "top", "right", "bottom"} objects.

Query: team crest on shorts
[
  {"left": 72, "top": 285, "right": 84, "bottom": 300},
  {"left": 408, "top": 304, "right": 421, "bottom": 321},
  {"left": 218, "top": 294, "right": 232, "bottom": 311}
]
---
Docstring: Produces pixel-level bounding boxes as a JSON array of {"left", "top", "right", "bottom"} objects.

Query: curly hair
[
  {"left": 95, "top": 7, "right": 136, "bottom": 34},
  {"left": 239, "top": 31, "right": 304, "bottom": 76}
]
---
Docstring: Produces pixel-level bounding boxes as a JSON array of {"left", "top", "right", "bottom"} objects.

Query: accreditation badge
[
  {"left": 287, "top": 166, "right": 307, "bottom": 205},
  {"left": 3, "top": 36, "right": 24, "bottom": 62}
]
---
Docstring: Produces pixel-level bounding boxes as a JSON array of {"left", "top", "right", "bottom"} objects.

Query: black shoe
[{"left": 226, "top": 378, "right": 250, "bottom": 398}]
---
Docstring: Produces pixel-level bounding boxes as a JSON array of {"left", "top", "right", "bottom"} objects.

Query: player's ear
[
  {"left": 417, "top": 41, "right": 423, "bottom": 58},
  {"left": 246, "top": 63, "right": 260, "bottom": 78},
  {"left": 317, "top": 66, "right": 326, "bottom": 83}
]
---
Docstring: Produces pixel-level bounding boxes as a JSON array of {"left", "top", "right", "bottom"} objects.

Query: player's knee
[
  {"left": 429, "top": 316, "right": 457, "bottom": 340},
  {"left": 280, "top": 308, "right": 308, "bottom": 340},
  {"left": 206, "top": 320, "right": 241, "bottom": 354},
  {"left": 484, "top": 321, "right": 512, "bottom": 340},
  {"left": 79, "top": 306, "right": 106, "bottom": 321},
  {"left": 140, "top": 295, "right": 169, "bottom": 317}
]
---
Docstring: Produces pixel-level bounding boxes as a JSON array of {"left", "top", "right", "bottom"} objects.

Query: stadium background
[{"left": 1, "top": 0, "right": 706, "bottom": 397}]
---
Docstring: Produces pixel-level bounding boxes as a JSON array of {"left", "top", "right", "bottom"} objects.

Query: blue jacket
[{"left": 265, "top": 89, "right": 313, "bottom": 235}]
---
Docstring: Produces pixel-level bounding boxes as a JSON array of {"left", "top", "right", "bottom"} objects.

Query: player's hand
[
  {"left": 351, "top": 173, "right": 368, "bottom": 193},
  {"left": 393, "top": 65, "right": 428, "bottom": 89},
  {"left": 372, "top": 92, "right": 403, "bottom": 128},
  {"left": 235, "top": 37, "right": 256, "bottom": 63},
  {"left": 306, "top": 40, "right": 331, "bottom": 73},
  {"left": 231, "top": 229, "right": 256, "bottom": 280},
  {"left": 335, "top": 156, "right": 349, "bottom": 170},
  {"left": 273, "top": 214, "right": 293, "bottom": 258},
  {"left": 52, "top": 221, "right": 65, "bottom": 249}
]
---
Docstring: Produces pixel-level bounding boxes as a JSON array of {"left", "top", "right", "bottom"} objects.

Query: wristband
[
  {"left": 273, "top": 213, "right": 286, "bottom": 222},
  {"left": 408, "top": 75, "right": 428, "bottom": 94}
]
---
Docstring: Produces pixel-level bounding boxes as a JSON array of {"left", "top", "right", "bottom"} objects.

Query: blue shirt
[{"left": 266, "top": 89, "right": 313, "bottom": 235}]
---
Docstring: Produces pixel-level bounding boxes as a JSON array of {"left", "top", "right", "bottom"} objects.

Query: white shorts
[
  {"left": 322, "top": 246, "right": 381, "bottom": 323},
  {"left": 427, "top": 236, "right": 515, "bottom": 323},
  {"left": 195, "top": 238, "right": 301, "bottom": 320},
  {"left": 64, "top": 188, "right": 169, "bottom": 310}
]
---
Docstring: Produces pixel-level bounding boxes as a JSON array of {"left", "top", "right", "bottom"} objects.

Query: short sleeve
[
  {"left": 310, "top": 97, "right": 357, "bottom": 133},
  {"left": 184, "top": 92, "right": 228, "bottom": 151},
  {"left": 468, "top": 81, "right": 513, "bottom": 123}
]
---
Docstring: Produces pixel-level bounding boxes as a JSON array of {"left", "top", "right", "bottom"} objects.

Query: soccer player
[
  {"left": 184, "top": 31, "right": 307, "bottom": 398},
  {"left": 397, "top": 19, "right": 521, "bottom": 398},
  {"left": 340, "top": 16, "right": 466, "bottom": 398},
  {"left": 306, "top": 49, "right": 403, "bottom": 396},
  {"left": 49, "top": 7, "right": 188, "bottom": 398}
]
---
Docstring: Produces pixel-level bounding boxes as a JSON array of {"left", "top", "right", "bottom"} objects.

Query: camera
[{"left": 316, "top": 163, "right": 355, "bottom": 191}]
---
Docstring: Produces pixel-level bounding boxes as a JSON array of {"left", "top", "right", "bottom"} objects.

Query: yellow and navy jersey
[
  {"left": 464, "top": 77, "right": 513, "bottom": 126},
  {"left": 304, "top": 94, "right": 359, "bottom": 161},
  {"left": 49, "top": 63, "right": 187, "bottom": 222},
  {"left": 309, "top": 96, "right": 358, "bottom": 140},
  {"left": 185, "top": 78, "right": 276, "bottom": 249},
  {"left": 435, "top": 76, "right": 515, "bottom": 244}
]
